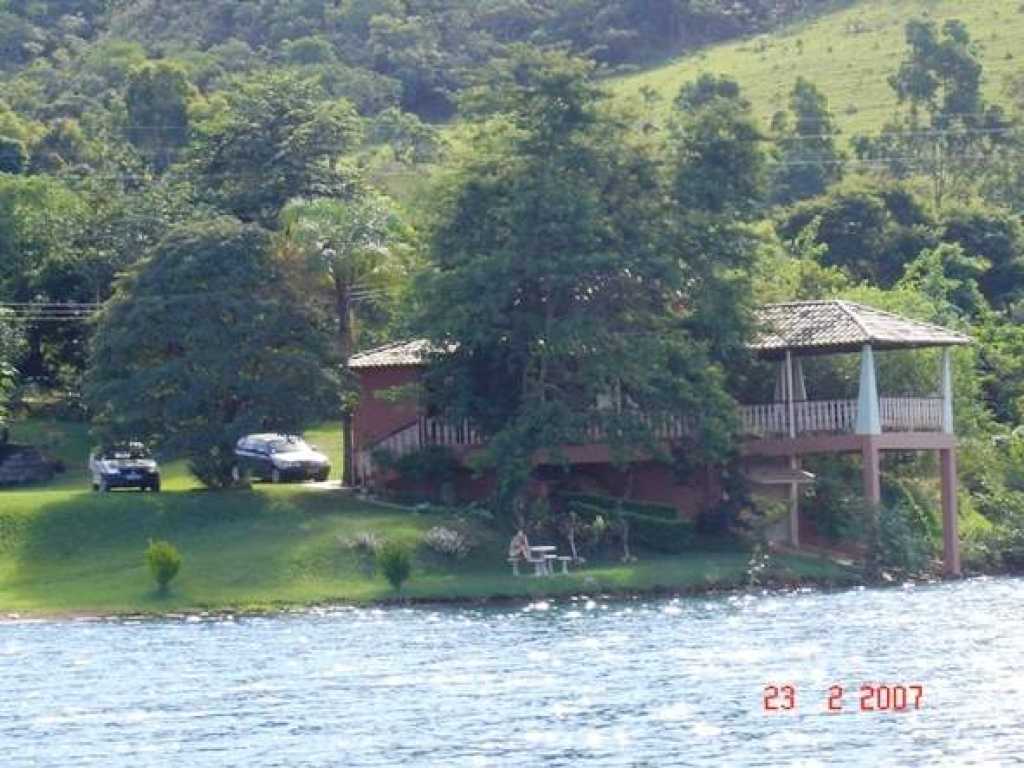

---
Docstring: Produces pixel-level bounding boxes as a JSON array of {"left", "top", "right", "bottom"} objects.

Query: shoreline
[{"left": 1, "top": 571, "right": 974, "bottom": 623}]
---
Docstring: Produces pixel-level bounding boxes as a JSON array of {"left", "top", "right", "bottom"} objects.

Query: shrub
[
  {"left": 393, "top": 446, "right": 460, "bottom": 485},
  {"left": 146, "top": 539, "right": 182, "bottom": 592},
  {"left": 187, "top": 445, "right": 237, "bottom": 489},
  {"left": 622, "top": 511, "right": 696, "bottom": 553},
  {"left": 876, "top": 503, "right": 933, "bottom": 574},
  {"left": 341, "top": 531, "right": 381, "bottom": 555},
  {"left": 377, "top": 542, "right": 411, "bottom": 591},
  {"left": 423, "top": 526, "right": 474, "bottom": 559}
]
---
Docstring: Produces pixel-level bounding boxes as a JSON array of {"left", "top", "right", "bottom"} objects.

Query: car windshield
[{"left": 267, "top": 437, "right": 308, "bottom": 454}]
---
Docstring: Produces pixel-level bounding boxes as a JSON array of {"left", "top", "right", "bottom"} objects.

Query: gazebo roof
[
  {"left": 348, "top": 339, "right": 435, "bottom": 369},
  {"left": 349, "top": 301, "right": 972, "bottom": 368},
  {"left": 752, "top": 300, "right": 972, "bottom": 356}
]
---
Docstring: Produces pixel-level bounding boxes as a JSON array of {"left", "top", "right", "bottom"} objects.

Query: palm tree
[{"left": 278, "top": 193, "right": 409, "bottom": 485}]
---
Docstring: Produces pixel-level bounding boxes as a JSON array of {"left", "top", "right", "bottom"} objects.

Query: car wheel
[
  {"left": 271, "top": 468, "right": 282, "bottom": 484},
  {"left": 92, "top": 482, "right": 99, "bottom": 492},
  {"left": 316, "top": 470, "right": 329, "bottom": 482}
]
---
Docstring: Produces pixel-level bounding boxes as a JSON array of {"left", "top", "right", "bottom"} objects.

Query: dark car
[
  {"left": 89, "top": 442, "right": 161, "bottom": 492},
  {"left": 233, "top": 434, "right": 331, "bottom": 484}
]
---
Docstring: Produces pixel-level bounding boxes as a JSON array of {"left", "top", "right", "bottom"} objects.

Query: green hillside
[{"left": 612, "top": 0, "right": 1024, "bottom": 137}]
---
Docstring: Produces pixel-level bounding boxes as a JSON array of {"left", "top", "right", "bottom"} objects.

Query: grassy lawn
[
  {"left": 610, "top": 0, "right": 1024, "bottom": 140},
  {"left": 0, "top": 418, "right": 858, "bottom": 616}
]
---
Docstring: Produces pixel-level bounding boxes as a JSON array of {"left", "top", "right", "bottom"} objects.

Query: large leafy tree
[
  {"left": 776, "top": 179, "right": 935, "bottom": 287},
  {"left": 670, "top": 73, "right": 765, "bottom": 218},
  {"left": 667, "top": 74, "right": 764, "bottom": 379},
  {"left": 190, "top": 71, "right": 363, "bottom": 226},
  {"left": 0, "top": 309, "right": 25, "bottom": 427},
  {"left": 85, "top": 218, "right": 341, "bottom": 487},
  {"left": 770, "top": 77, "right": 844, "bottom": 206},
  {"left": 420, "top": 50, "right": 743, "bottom": 506},
  {"left": 125, "top": 61, "right": 192, "bottom": 172}
]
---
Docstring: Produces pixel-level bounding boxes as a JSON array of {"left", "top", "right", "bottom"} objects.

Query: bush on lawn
[
  {"left": 377, "top": 541, "right": 412, "bottom": 591},
  {"left": 423, "top": 526, "right": 474, "bottom": 559},
  {"left": 146, "top": 539, "right": 182, "bottom": 593}
]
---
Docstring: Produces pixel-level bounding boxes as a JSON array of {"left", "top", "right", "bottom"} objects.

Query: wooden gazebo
[{"left": 747, "top": 300, "right": 972, "bottom": 575}]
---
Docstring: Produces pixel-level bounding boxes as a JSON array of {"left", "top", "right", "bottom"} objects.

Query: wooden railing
[
  {"left": 356, "top": 397, "right": 946, "bottom": 481},
  {"left": 738, "top": 397, "right": 944, "bottom": 438},
  {"left": 880, "top": 396, "right": 944, "bottom": 432}
]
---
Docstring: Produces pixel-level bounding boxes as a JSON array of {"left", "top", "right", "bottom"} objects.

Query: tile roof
[
  {"left": 349, "top": 301, "right": 972, "bottom": 368},
  {"left": 348, "top": 339, "right": 435, "bottom": 369},
  {"left": 752, "top": 300, "right": 972, "bottom": 355}
]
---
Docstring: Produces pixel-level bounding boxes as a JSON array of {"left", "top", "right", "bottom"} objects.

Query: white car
[
  {"left": 89, "top": 443, "right": 161, "bottom": 492},
  {"left": 233, "top": 434, "right": 331, "bottom": 484}
]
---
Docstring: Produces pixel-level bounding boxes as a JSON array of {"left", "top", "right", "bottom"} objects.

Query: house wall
[{"left": 352, "top": 366, "right": 422, "bottom": 456}]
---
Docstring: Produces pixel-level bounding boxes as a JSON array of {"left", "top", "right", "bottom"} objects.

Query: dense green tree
[
  {"left": 85, "top": 218, "right": 341, "bottom": 487},
  {"left": 0, "top": 309, "right": 26, "bottom": 426},
  {"left": 940, "top": 206, "right": 1024, "bottom": 310},
  {"left": 190, "top": 71, "right": 363, "bottom": 226},
  {"left": 670, "top": 73, "right": 765, "bottom": 217},
  {"left": 777, "top": 179, "right": 935, "bottom": 287},
  {"left": 27, "top": 118, "right": 93, "bottom": 174},
  {"left": 0, "top": 135, "right": 25, "bottom": 174},
  {"left": 125, "top": 61, "right": 193, "bottom": 172},
  {"left": 770, "top": 77, "right": 843, "bottom": 205},
  {"left": 668, "top": 74, "right": 764, "bottom": 371},
  {"left": 420, "top": 51, "right": 743, "bottom": 506}
]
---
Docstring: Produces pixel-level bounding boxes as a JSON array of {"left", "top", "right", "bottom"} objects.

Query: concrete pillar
[
  {"left": 792, "top": 357, "right": 807, "bottom": 402},
  {"left": 788, "top": 455, "right": 800, "bottom": 548},
  {"left": 861, "top": 437, "right": 882, "bottom": 578},
  {"left": 786, "top": 348, "right": 794, "bottom": 438},
  {"left": 940, "top": 448, "right": 961, "bottom": 577},
  {"left": 856, "top": 344, "right": 881, "bottom": 435},
  {"left": 941, "top": 349, "right": 954, "bottom": 434},
  {"left": 861, "top": 438, "right": 881, "bottom": 506}
]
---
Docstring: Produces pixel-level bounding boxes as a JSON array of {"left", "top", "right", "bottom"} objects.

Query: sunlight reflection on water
[{"left": 2, "top": 578, "right": 1024, "bottom": 766}]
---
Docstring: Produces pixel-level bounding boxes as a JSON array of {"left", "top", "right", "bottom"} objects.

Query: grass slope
[
  {"left": 0, "top": 419, "right": 856, "bottom": 615},
  {"left": 612, "top": 0, "right": 1024, "bottom": 139}
]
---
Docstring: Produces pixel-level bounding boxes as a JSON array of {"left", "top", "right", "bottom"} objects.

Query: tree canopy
[{"left": 85, "top": 218, "right": 341, "bottom": 487}]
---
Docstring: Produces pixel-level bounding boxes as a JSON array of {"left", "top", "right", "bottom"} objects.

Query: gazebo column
[
  {"left": 940, "top": 448, "right": 961, "bottom": 576},
  {"left": 855, "top": 344, "right": 881, "bottom": 436},
  {"left": 856, "top": 344, "right": 882, "bottom": 504},
  {"left": 784, "top": 351, "right": 799, "bottom": 548},
  {"left": 939, "top": 349, "right": 961, "bottom": 576},
  {"left": 856, "top": 344, "right": 883, "bottom": 560}
]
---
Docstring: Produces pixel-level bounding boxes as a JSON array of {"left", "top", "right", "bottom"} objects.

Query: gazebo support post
[
  {"left": 861, "top": 437, "right": 882, "bottom": 578},
  {"left": 940, "top": 448, "right": 961, "bottom": 577},
  {"left": 941, "top": 348, "right": 954, "bottom": 434},
  {"left": 784, "top": 351, "right": 799, "bottom": 548}
]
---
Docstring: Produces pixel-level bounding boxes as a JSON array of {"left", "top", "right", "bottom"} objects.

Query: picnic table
[{"left": 529, "top": 545, "right": 557, "bottom": 576}]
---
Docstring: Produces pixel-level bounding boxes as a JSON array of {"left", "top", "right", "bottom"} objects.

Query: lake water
[{"left": 2, "top": 578, "right": 1023, "bottom": 767}]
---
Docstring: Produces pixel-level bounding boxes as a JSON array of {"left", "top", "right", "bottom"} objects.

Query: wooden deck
[{"left": 355, "top": 396, "right": 946, "bottom": 482}]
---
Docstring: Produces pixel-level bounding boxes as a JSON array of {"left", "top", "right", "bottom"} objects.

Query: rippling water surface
[{"left": 2, "top": 578, "right": 1023, "bottom": 766}]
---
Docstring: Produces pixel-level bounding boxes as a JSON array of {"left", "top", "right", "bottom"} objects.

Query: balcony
[
  {"left": 355, "top": 396, "right": 947, "bottom": 482},
  {"left": 739, "top": 396, "right": 945, "bottom": 439}
]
